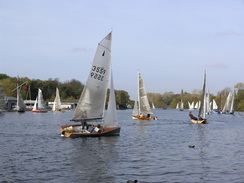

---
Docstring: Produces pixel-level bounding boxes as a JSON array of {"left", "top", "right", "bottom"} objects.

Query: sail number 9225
[{"left": 90, "top": 66, "right": 106, "bottom": 81}]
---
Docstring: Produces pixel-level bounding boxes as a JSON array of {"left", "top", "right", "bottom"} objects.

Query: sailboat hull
[
  {"left": 60, "top": 124, "right": 120, "bottom": 138},
  {"left": 32, "top": 110, "right": 47, "bottom": 113},
  {"left": 191, "top": 119, "right": 207, "bottom": 124},
  {"left": 132, "top": 115, "right": 157, "bottom": 120}
]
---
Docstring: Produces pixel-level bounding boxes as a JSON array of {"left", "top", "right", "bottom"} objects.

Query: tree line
[
  {"left": 1, "top": 73, "right": 244, "bottom": 111},
  {"left": 0, "top": 74, "right": 131, "bottom": 109}
]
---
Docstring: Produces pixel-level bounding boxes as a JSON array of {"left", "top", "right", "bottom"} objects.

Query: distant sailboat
[
  {"left": 222, "top": 91, "right": 235, "bottom": 114},
  {"left": 32, "top": 89, "right": 47, "bottom": 113},
  {"left": 176, "top": 103, "right": 179, "bottom": 109},
  {"left": 132, "top": 72, "right": 157, "bottom": 120},
  {"left": 16, "top": 84, "right": 26, "bottom": 112},
  {"left": 60, "top": 32, "right": 120, "bottom": 138},
  {"left": 188, "top": 101, "right": 194, "bottom": 111},
  {"left": 52, "top": 88, "right": 62, "bottom": 112},
  {"left": 212, "top": 99, "right": 219, "bottom": 113},
  {"left": 222, "top": 92, "right": 232, "bottom": 114},
  {"left": 12, "top": 80, "right": 26, "bottom": 112},
  {"left": 190, "top": 71, "right": 207, "bottom": 124}
]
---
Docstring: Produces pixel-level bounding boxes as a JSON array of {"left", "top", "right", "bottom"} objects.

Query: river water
[{"left": 0, "top": 109, "right": 244, "bottom": 183}]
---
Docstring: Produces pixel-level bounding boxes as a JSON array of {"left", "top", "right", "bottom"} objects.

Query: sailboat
[
  {"left": 132, "top": 72, "right": 157, "bottom": 120},
  {"left": 188, "top": 101, "right": 194, "bottom": 111},
  {"left": 176, "top": 103, "right": 179, "bottom": 109},
  {"left": 12, "top": 80, "right": 26, "bottom": 112},
  {"left": 16, "top": 84, "right": 26, "bottom": 112},
  {"left": 222, "top": 92, "right": 232, "bottom": 114},
  {"left": 222, "top": 91, "right": 235, "bottom": 114},
  {"left": 60, "top": 32, "right": 120, "bottom": 138},
  {"left": 52, "top": 88, "right": 62, "bottom": 112},
  {"left": 212, "top": 99, "right": 219, "bottom": 113},
  {"left": 32, "top": 89, "right": 47, "bottom": 113},
  {"left": 190, "top": 71, "right": 207, "bottom": 124},
  {"left": 229, "top": 91, "right": 235, "bottom": 114}
]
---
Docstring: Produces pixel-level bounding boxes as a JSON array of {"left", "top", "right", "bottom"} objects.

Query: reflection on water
[{"left": 0, "top": 109, "right": 244, "bottom": 183}]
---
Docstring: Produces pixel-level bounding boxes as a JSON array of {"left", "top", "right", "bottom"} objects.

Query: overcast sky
[{"left": 1, "top": 0, "right": 244, "bottom": 99}]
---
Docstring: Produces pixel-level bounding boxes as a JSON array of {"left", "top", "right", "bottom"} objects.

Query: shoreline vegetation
[{"left": 1, "top": 73, "right": 244, "bottom": 111}]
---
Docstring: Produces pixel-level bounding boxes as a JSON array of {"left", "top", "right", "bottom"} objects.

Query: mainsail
[
  {"left": 229, "top": 91, "right": 235, "bottom": 113},
  {"left": 133, "top": 72, "right": 152, "bottom": 116},
  {"left": 71, "top": 32, "right": 112, "bottom": 121},
  {"left": 33, "top": 89, "right": 45, "bottom": 111},
  {"left": 138, "top": 72, "right": 152, "bottom": 114},
  {"left": 222, "top": 92, "right": 232, "bottom": 113},
  {"left": 52, "top": 88, "right": 62, "bottom": 111},
  {"left": 16, "top": 84, "right": 26, "bottom": 111},
  {"left": 212, "top": 99, "right": 218, "bottom": 110}
]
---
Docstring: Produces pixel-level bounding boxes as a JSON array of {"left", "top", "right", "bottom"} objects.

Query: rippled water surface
[{"left": 0, "top": 109, "right": 244, "bottom": 183}]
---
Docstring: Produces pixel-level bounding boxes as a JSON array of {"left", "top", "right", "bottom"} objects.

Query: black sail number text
[{"left": 90, "top": 66, "right": 106, "bottom": 81}]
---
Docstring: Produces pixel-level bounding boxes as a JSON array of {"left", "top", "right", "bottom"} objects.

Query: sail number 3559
[{"left": 90, "top": 66, "right": 106, "bottom": 81}]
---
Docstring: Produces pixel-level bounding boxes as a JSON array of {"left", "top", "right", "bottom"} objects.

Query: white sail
[
  {"left": 32, "top": 89, "right": 45, "bottom": 111},
  {"left": 132, "top": 72, "right": 152, "bottom": 116},
  {"left": 180, "top": 101, "right": 184, "bottom": 110},
  {"left": 33, "top": 98, "right": 38, "bottom": 111},
  {"left": 104, "top": 71, "right": 118, "bottom": 127},
  {"left": 212, "top": 99, "right": 218, "bottom": 110},
  {"left": 222, "top": 92, "right": 232, "bottom": 112},
  {"left": 72, "top": 32, "right": 112, "bottom": 121},
  {"left": 229, "top": 91, "right": 235, "bottom": 113},
  {"left": 16, "top": 85, "right": 26, "bottom": 111},
  {"left": 188, "top": 101, "right": 194, "bottom": 110},
  {"left": 194, "top": 102, "right": 199, "bottom": 109},
  {"left": 176, "top": 103, "right": 179, "bottom": 109},
  {"left": 133, "top": 93, "right": 139, "bottom": 116},
  {"left": 205, "top": 91, "right": 211, "bottom": 114},
  {"left": 38, "top": 89, "right": 45, "bottom": 109},
  {"left": 138, "top": 72, "right": 152, "bottom": 114},
  {"left": 52, "top": 88, "right": 62, "bottom": 111}
]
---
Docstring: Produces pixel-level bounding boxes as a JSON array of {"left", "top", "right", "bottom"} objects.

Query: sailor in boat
[
  {"left": 139, "top": 113, "right": 145, "bottom": 118},
  {"left": 189, "top": 111, "right": 198, "bottom": 120}
]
